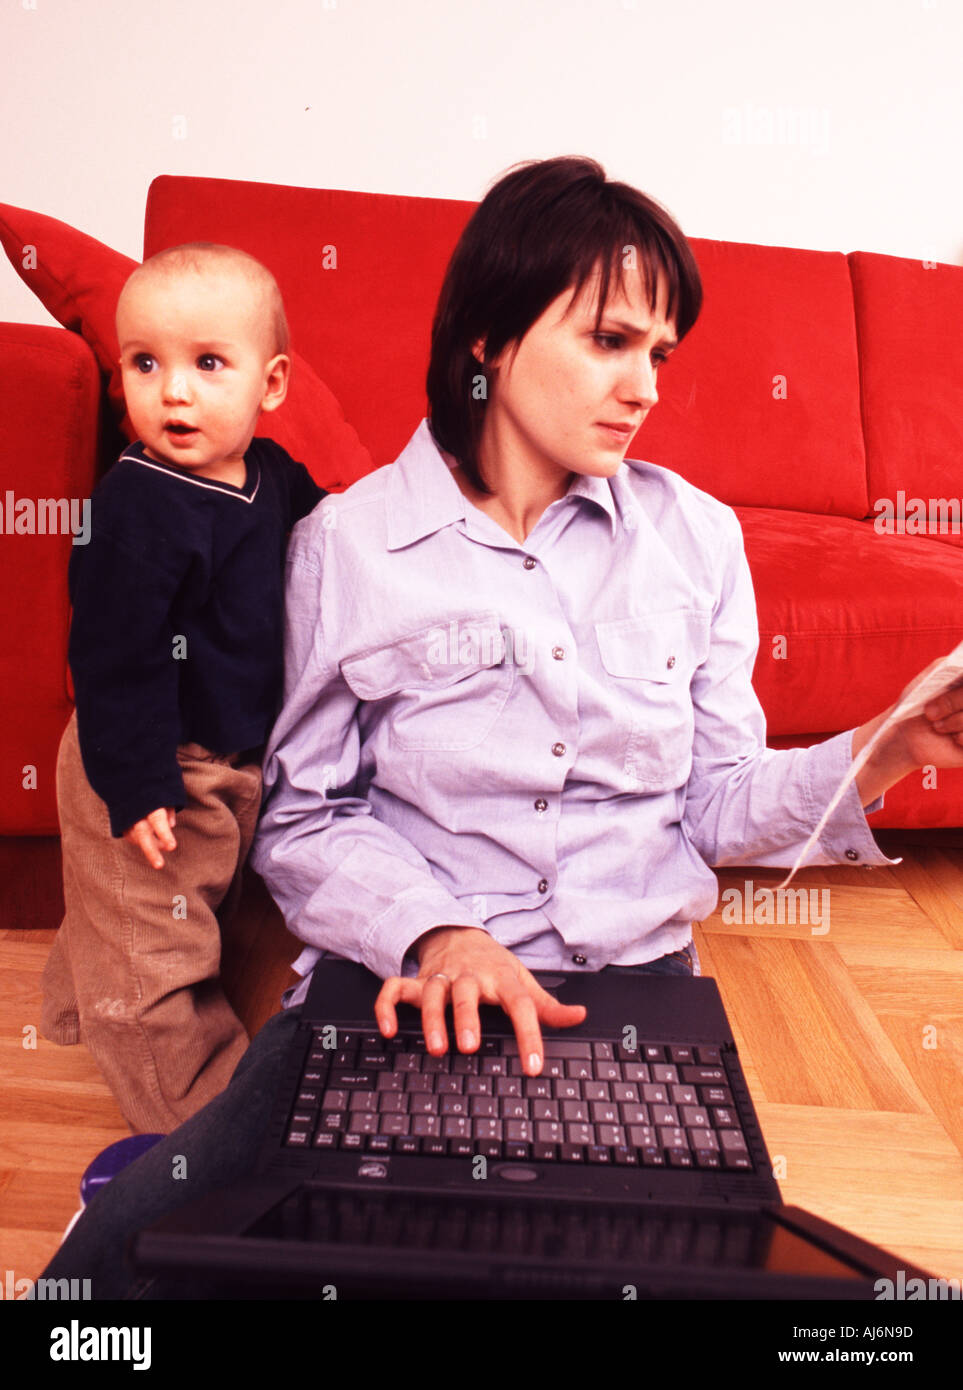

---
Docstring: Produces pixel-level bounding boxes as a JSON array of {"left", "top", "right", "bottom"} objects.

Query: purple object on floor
[{"left": 79, "top": 1134, "right": 165, "bottom": 1205}]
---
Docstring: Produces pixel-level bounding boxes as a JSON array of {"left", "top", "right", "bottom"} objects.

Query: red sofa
[{"left": 2, "top": 173, "right": 962, "bottom": 836}]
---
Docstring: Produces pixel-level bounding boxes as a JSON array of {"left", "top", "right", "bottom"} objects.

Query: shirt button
[
  {"left": 534, "top": 798, "right": 548, "bottom": 812},
  {"left": 572, "top": 954, "right": 587, "bottom": 966},
  {"left": 666, "top": 655, "right": 676, "bottom": 669},
  {"left": 523, "top": 556, "right": 537, "bottom": 570},
  {"left": 551, "top": 742, "right": 566, "bottom": 757},
  {"left": 552, "top": 646, "right": 565, "bottom": 661},
  {"left": 845, "top": 849, "right": 859, "bottom": 861},
  {"left": 537, "top": 878, "right": 549, "bottom": 893}
]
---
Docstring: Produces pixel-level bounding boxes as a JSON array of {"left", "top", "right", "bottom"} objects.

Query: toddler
[{"left": 40, "top": 243, "right": 324, "bottom": 1131}]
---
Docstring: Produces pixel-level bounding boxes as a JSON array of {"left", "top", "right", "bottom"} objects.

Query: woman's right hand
[{"left": 374, "top": 926, "right": 587, "bottom": 1076}]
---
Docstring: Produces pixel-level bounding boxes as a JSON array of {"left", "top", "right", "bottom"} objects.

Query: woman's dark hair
[{"left": 426, "top": 156, "right": 703, "bottom": 493}]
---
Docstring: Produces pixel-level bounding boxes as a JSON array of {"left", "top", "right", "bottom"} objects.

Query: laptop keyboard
[{"left": 284, "top": 1030, "right": 754, "bottom": 1172}]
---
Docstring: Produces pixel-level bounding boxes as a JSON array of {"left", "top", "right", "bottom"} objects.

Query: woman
[
  {"left": 251, "top": 155, "right": 962, "bottom": 1075},
  {"left": 41, "top": 156, "right": 963, "bottom": 1297}
]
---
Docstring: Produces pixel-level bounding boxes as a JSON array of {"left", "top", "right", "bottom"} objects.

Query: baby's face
[{"left": 116, "top": 266, "right": 286, "bottom": 481}]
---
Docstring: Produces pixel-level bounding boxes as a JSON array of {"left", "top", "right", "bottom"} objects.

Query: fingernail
[
  {"left": 429, "top": 1031, "right": 444, "bottom": 1051},
  {"left": 529, "top": 1052, "right": 542, "bottom": 1072},
  {"left": 460, "top": 1030, "right": 476, "bottom": 1050}
]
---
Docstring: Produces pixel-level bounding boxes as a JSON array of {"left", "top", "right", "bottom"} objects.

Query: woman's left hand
[{"left": 900, "top": 675, "right": 963, "bottom": 768}]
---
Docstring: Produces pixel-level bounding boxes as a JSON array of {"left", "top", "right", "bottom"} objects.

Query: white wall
[{"left": 2, "top": 0, "right": 961, "bottom": 328}]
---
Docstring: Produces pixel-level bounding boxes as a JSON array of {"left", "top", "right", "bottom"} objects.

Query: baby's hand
[{"left": 123, "top": 807, "right": 177, "bottom": 869}]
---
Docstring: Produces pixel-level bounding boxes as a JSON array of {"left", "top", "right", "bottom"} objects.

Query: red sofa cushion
[
  {"left": 145, "top": 175, "right": 478, "bottom": 472},
  {"left": 639, "top": 239, "right": 870, "bottom": 518},
  {"left": 740, "top": 506, "right": 963, "bottom": 734},
  {"left": 849, "top": 250, "right": 963, "bottom": 549},
  {"left": 0, "top": 324, "right": 101, "bottom": 835},
  {"left": 0, "top": 201, "right": 374, "bottom": 492}
]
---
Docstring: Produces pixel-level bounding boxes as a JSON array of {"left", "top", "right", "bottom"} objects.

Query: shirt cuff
[{"left": 807, "top": 728, "right": 901, "bottom": 869}]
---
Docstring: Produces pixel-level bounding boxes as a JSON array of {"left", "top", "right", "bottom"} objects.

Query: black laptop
[{"left": 132, "top": 959, "right": 931, "bottom": 1299}]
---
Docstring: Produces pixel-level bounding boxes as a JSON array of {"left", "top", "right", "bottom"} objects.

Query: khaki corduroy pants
[{"left": 41, "top": 712, "right": 263, "bottom": 1134}]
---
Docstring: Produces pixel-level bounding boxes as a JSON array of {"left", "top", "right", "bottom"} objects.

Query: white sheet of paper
[{"left": 775, "top": 639, "right": 963, "bottom": 890}]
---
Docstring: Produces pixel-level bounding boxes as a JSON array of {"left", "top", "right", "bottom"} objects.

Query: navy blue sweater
[{"left": 68, "top": 438, "right": 325, "bottom": 836}]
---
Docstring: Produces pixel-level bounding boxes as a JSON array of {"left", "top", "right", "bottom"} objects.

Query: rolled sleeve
[{"left": 682, "top": 511, "right": 898, "bottom": 872}]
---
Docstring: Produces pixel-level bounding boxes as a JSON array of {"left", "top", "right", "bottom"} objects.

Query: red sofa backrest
[{"left": 144, "top": 175, "right": 869, "bottom": 517}]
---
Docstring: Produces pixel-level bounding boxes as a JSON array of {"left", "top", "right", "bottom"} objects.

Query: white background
[{"left": 2, "top": 0, "right": 961, "bottom": 327}]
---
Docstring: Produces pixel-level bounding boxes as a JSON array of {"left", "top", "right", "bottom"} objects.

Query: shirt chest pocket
[
  {"left": 595, "top": 611, "right": 711, "bottom": 791},
  {"left": 340, "top": 613, "right": 514, "bottom": 752}
]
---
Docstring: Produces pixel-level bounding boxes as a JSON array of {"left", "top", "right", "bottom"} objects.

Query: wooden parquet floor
[{"left": 1, "top": 832, "right": 961, "bottom": 1286}]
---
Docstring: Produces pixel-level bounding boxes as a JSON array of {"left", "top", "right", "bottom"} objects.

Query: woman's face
[{"left": 477, "top": 262, "right": 677, "bottom": 484}]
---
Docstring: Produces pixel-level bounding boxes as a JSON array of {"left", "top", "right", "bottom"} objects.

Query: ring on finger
[{"left": 426, "top": 972, "right": 451, "bottom": 986}]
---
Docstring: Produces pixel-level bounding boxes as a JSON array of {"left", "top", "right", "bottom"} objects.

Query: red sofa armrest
[{"left": 0, "top": 323, "right": 101, "bottom": 835}]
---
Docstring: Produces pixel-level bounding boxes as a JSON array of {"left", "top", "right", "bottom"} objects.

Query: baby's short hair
[{"left": 128, "top": 242, "right": 290, "bottom": 357}]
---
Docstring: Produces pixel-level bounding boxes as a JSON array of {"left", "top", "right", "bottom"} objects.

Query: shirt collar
[{"left": 385, "top": 419, "right": 622, "bottom": 549}]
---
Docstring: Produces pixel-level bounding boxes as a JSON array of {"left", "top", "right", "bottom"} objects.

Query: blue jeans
[{"left": 38, "top": 941, "right": 700, "bottom": 1299}]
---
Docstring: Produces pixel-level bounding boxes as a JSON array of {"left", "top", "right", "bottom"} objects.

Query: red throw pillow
[{"left": 0, "top": 201, "right": 374, "bottom": 491}]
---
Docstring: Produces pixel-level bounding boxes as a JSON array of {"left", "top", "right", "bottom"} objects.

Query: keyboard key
[
  {"left": 566, "top": 1123, "right": 594, "bottom": 1146},
  {"left": 312, "top": 1130, "right": 338, "bottom": 1148},
  {"left": 712, "top": 1107, "right": 739, "bottom": 1128},
  {"left": 423, "top": 1055, "right": 451, "bottom": 1073},
  {"left": 500, "top": 1099, "right": 528, "bottom": 1120},
  {"left": 681, "top": 1106, "right": 710, "bottom": 1127},
  {"left": 583, "top": 1082, "right": 610, "bottom": 1102},
  {"left": 329, "top": 1071, "right": 375, "bottom": 1088},
  {"left": 359, "top": 1053, "right": 391, "bottom": 1069},
  {"left": 561, "top": 1100, "right": 589, "bottom": 1122},
  {"left": 587, "top": 1146, "right": 611, "bottom": 1164},
  {"left": 598, "top": 1124, "right": 626, "bottom": 1147},
  {"left": 435, "top": 1076, "right": 464, "bottom": 1095},
  {"left": 688, "top": 1129, "right": 719, "bottom": 1151},
  {"left": 477, "top": 1139, "right": 502, "bottom": 1159},
  {"left": 532, "top": 1100, "right": 559, "bottom": 1121},
  {"left": 320, "top": 1111, "right": 347, "bottom": 1131},
  {"left": 695, "top": 1151, "right": 721, "bottom": 1169},
  {"left": 620, "top": 1104, "right": 649, "bottom": 1126},
  {"left": 592, "top": 1043, "right": 614, "bottom": 1060},
  {"left": 628, "top": 1125, "right": 656, "bottom": 1147},
  {"left": 349, "top": 1091, "right": 378, "bottom": 1112},
  {"left": 559, "top": 1143, "right": 585, "bottom": 1162},
  {"left": 623, "top": 1062, "right": 649, "bottom": 1082},
  {"left": 652, "top": 1064, "right": 678, "bottom": 1084},
  {"left": 642, "top": 1084, "right": 668, "bottom": 1104},
  {"left": 643, "top": 1045, "right": 665, "bottom": 1062},
  {"left": 504, "top": 1142, "right": 531, "bottom": 1161},
  {"left": 376, "top": 1072, "right": 405, "bottom": 1092},
  {"left": 481, "top": 1058, "right": 507, "bottom": 1076},
  {"left": 524, "top": 1078, "right": 553, "bottom": 1099},
  {"left": 532, "top": 1143, "right": 558, "bottom": 1161},
  {"left": 442, "top": 1117, "right": 471, "bottom": 1138},
  {"left": 495, "top": 1077, "right": 522, "bottom": 1098},
  {"left": 719, "top": 1129, "right": 748, "bottom": 1152},
  {"left": 682, "top": 1065, "right": 726, "bottom": 1084},
  {"left": 595, "top": 1062, "right": 621, "bottom": 1082},
  {"left": 469, "top": 1097, "right": 498, "bottom": 1118},
  {"left": 440, "top": 1096, "right": 469, "bottom": 1117},
  {"left": 474, "top": 1119, "right": 502, "bottom": 1141},
  {"left": 554, "top": 1079, "right": 582, "bottom": 1101},
  {"left": 366, "top": 1135, "right": 392, "bottom": 1152},
  {"left": 340, "top": 1132, "right": 363, "bottom": 1150},
  {"left": 565, "top": 1060, "right": 594, "bottom": 1080},
  {"left": 612, "top": 1083, "right": 639, "bottom": 1103},
  {"left": 448, "top": 1138, "right": 473, "bottom": 1157},
  {"left": 651, "top": 1105, "right": 679, "bottom": 1126},
  {"left": 412, "top": 1116, "right": 441, "bottom": 1137},
  {"left": 669, "top": 1046, "right": 694, "bottom": 1064},
  {"left": 670, "top": 1084, "right": 698, "bottom": 1106},
  {"left": 701, "top": 1085, "right": 733, "bottom": 1106},
  {"left": 348, "top": 1113, "right": 379, "bottom": 1134},
  {"left": 668, "top": 1150, "right": 694, "bottom": 1167},
  {"left": 285, "top": 1127, "right": 311, "bottom": 1146},
  {"left": 405, "top": 1074, "right": 435, "bottom": 1094},
  {"left": 422, "top": 1137, "right": 446, "bottom": 1155},
  {"left": 378, "top": 1093, "right": 407, "bottom": 1114},
  {"left": 639, "top": 1146, "right": 665, "bottom": 1166},
  {"left": 395, "top": 1136, "right": 420, "bottom": 1154},
  {"left": 590, "top": 1102, "right": 619, "bottom": 1125},
  {"left": 409, "top": 1094, "right": 437, "bottom": 1115},
  {"left": 658, "top": 1126, "right": 689, "bottom": 1150},
  {"left": 506, "top": 1121, "right": 534, "bottom": 1143},
  {"left": 536, "top": 1121, "right": 564, "bottom": 1144},
  {"left": 697, "top": 1046, "right": 722, "bottom": 1065},
  {"left": 452, "top": 1055, "right": 479, "bottom": 1074},
  {"left": 466, "top": 1077, "right": 493, "bottom": 1095},
  {"left": 613, "top": 1146, "right": 638, "bottom": 1165}
]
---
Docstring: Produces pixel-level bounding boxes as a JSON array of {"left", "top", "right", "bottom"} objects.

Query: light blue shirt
[{"left": 251, "top": 419, "right": 893, "bottom": 1005}]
